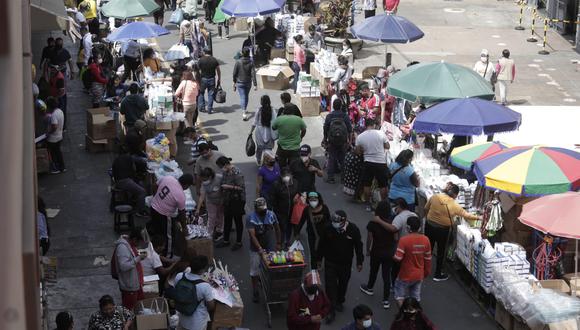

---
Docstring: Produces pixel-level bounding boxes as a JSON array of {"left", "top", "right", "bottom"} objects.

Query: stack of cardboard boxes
[
  {"left": 85, "top": 107, "right": 116, "bottom": 153},
  {"left": 296, "top": 72, "right": 321, "bottom": 117}
]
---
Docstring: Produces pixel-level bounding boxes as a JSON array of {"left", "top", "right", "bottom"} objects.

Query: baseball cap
[
  {"left": 299, "top": 144, "right": 311, "bottom": 156},
  {"left": 254, "top": 197, "right": 268, "bottom": 210}
]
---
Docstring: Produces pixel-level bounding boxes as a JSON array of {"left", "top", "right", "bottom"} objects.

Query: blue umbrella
[
  {"left": 413, "top": 98, "right": 522, "bottom": 136},
  {"left": 221, "top": 0, "right": 285, "bottom": 17},
  {"left": 106, "top": 21, "right": 170, "bottom": 41},
  {"left": 350, "top": 13, "right": 424, "bottom": 43}
]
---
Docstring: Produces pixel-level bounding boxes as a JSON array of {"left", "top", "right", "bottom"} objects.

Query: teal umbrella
[
  {"left": 387, "top": 61, "right": 495, "bottom": 103},
  {"left": 213, "top": 0, "right": 230, "bottom": 23},
  {"left": 101, "top": 0, "right": 160, "bottom": 19}
]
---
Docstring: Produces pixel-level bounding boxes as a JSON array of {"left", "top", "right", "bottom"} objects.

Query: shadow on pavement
[{"left": 201, "top": 118, "right": 228, "bottom": 127}]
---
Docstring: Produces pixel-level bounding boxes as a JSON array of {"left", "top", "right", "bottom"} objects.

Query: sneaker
[
  {"left": 242, "top": 111, "right": 249, "bottom": 121},
  {"left": 213, "top": 234, "right": 224, "bottom": 242},
  {"left": 208, "top": 109, "right": 213, "bottom": 114},
  {"left": 433, "top": 273, "right": 450, "bottom": 282},
  {"left": 231, "top": 242, "right": 242, "bottom": 251},
  {"left": 50, "top": 169, "right": 61, "bottom": 174},
  {"left": 360, "top": 284, "right": 374, "bottom": 296},
  {"left": 382, "top": 301, "right": 390, "bottom": 309},
  {"left": 216, "top": 241, "right": 230, "bottom": 248},
  {"left": 61, "top": 168, "right": 67, "bottom": 173},
  {"left": 325, "top": 312, "right": 336, "bottom": 324},
  {"left": 225, "top": 35, "right": 230, "bottom": 40}
]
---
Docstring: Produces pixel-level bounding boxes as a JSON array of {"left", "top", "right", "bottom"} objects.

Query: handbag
[
  {"left": 169, "top": 8, "right": 184, "bottom": 25},
  {"left": 213, "top": 85, "right": 226, "bottom": 103},
  {"left": 245, "top": 134, "right": 256, "bottom": 157}
]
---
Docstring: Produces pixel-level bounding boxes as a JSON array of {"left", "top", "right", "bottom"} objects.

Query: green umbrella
[
  {"left": 101, "top": 0, "right": 160, "bottom": 19},
  {"left": 213, "top": 0, "right": 230, "bottom": 23},
  {"left": 387, "top": 61, "right": 495, "bottom": 103}
]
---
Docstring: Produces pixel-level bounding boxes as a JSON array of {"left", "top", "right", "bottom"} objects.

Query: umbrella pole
[
  {"left": 576, "top": 239, "right": 578, "bottom": 277},
  {"left": 385, "top": 44, "right": 392, "bottom": 67}
]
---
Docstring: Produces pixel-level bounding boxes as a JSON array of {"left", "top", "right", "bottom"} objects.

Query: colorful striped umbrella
[
  {"left": 449, "top": 141, "right": 510, "bottom": 170},
  {"left": 473, "top": 146, "right": 580, "bottom": 196}
]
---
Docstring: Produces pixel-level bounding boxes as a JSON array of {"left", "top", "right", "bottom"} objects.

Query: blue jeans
[
  {"left": 236, "top": 82, "right": 251, "bottom": 111},
  {"left": 394, "top": 279, "right": 422, "bottom": 301},
  {"left": 291, "top": 62, "right": 301, "bottom": 93},
  {"left": 198, "top": 77, "right": 216, "bottom": 112}
]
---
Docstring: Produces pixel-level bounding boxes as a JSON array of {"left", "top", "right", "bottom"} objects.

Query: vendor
[
  {"left": 340, "top": 39, "right": 354, "bottom": 67},
  {"left": 255, "top": 17, "right": 281, "bottom": 65},
  {"left": 304, "top": 25, "right": 324, "bottom": 74},
  {"left": 424, "top": 183, "right": 481, "bottom": 282},
  {"left": 149, "top": 174, "right": 195, "bottom": 258},
  {"left": 119, "top": 83, "right": 149, "bottom": 129},
  {"left": 142, "top": 48, "right": 162, "bottom": 75}
]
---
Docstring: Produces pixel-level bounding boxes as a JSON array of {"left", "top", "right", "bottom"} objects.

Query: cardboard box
[
  {"left": 36, "top": 147, "right": 50, "bottom": 174},
  {"left": 211, "top": 291, "right": 244, "bottom": 330},
  {"left": 512, "top": 316, "right": 530, "bottom": 330},
  {"left": 286, "top": 46, "right": 294, "bottom": 62},
  {"left": 297, "top": 95, "right": 320, "bottom": 117},
  {"left": 134, "top": 298, "right": 169, "bottom": 330},
  {"left": 257, "top": 65, "right": 294, "bottom": 90},
  {"left": 155, "top": 119, "right": 172, "bottom": 131},
  {"left": 310, "top": 63, "right": 332, "bottom": 95},
  {"left": 539, "top": 279, "right": 571, "bottom": 294},
  {"left": 143, "top": 275, "right": 160, "bottom": 299},
  {"left": 270, "top": 47, "right": 286, "bottom": 60},
  {"left": 495, "top": 303, "right": 514, "bottom": 330},
  {"left": 85, "top": 134, "right": 114, "bottom": 153},
  {"left": 186, "top": 238, "right": 214, "bottom": 262},
  {"left": 87, "top": 107, "right": 116, "bottom": 140}
]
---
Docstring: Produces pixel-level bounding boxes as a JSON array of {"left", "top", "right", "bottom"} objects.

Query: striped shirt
[{"left": 190, "top": 137, "right": 207, "bottom": 164}]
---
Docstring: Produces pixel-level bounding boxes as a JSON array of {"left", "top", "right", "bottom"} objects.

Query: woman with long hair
[
  {"left": 388, "top": 149, "right": 420, "bottom": 211},
  {"left": 250, "top": 95, "right": 277, "bottom": 164},
  {"left": 175, "top": 70, "right": 200, "bottom": 128},
  {"left": 294, "top": 191, "right": 331, "bottom": 267},
  {"left": 390, "top": 298, "right": 436, "bottom": 330}
]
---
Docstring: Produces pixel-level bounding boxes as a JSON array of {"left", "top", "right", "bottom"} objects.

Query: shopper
[
  {"left": 287, "top": 270, "right": 331, "bottom": 330},
  {"left": 55, "top": 311, "right": 74, "bottom": 330},
  {"left": 153, "top": 0, "right": 165, "bottom": 26},
  {"left": 233, "top": 47, "right": 257, "bottom": 121},
  {"left": 269, "top": 168, "right": 300, "bottom": 247},
  {"left": 290, "top": 144, "right": 323, "bottom": 192},
  {"left": 278, "top": 92, "right": 303, "bottom": 117},
  {"left": 197, "top": 47, "right": 221, "bottom": 114},
  {"left": 175, "top": 70, "right": 200, "bottom": 128},
  {"left": 304, "top": 25, "right": 324, "bottom": 74},
  {"left": 424, "top": 183, "right": 480, "bottom": 281},
  {"left": 250, "top": 95, "right": 278, "bottom": 164},
  {"left": 317, "top": 210, "right": 364, "bottom": 324},
  {"left": 363, "top": 0, "right": 377, "bottom": 18},
  {"left": 355, "top": 118, "right": 390, "bottom": 210},
  {"left": 393, "top": 217, "right": 431, "bottom": 305},
  {"left": 247, "top": 197, "right": 281, "bottom": 302},
  {"left": 111, "top": 149, "right": 147, "bottom": 217},
  {"left": 120, "top": 83, "right": 149, "bottom": 128},
  {"left": 323, "top": 99, "right": 352, "bottom": 184},
  {"left": 216, "top": 156, "right": 246, "bottom": 250},
  {"left": 292, "top": 35, "right": 306, "bottom": 93},
  {"left": 272, "top": 106, "right": 307, "bottom": 168},
  {"left": 179, "top": 18, "right": 195, "bottom": 57},
  {"left": 340, "top": 39, "right": 354, "bottom": 67},
  {"left": 384, "top": 0, "right": 400, "bottom": 13},
  {"left": 193, "top": 143, "right": 225, "bottom": 195},
  {"left": 388, "top": 150, "right": 420, "bottom": 211},
  {"left": 113, "top": 227, "right": 146, "bottom": 310},
  {"left": 37, "top": 197, "right": 50, "bottom": 256},
  {"left": 88, "top": 295, "right": 134, "bottom": 330},
  {"left": 390, "top": 297, "right": 436, "bottom": 330},
  {"left": 184, "top": 127, "right": 208, "bottom": 166},
  {"left": 195, "top": 167, "right": 225, "bottom": 241},
  {"left": 87, "top": 53, "right": 108, "bottom": 108},
  {"left": 360, "top": 199, "right": 397, "bottom": 309},
  {"left": 215, "top": 0, "right": 230, "bottom": 39},
  {"left": 295, "top": 191, "right": 331, "bottom": 266},
  {"left": 473, "top": 49, "right": 496, "bottom": 90},
  {"left": 341, "top": 304, "right": 382, "bottom": 330},
  {"left": 172, "top": 255, "right": 216, "bottom": 330},
  {"left": 495, "top": 49, "right": 516, "bottom": 105},
  {"left": 257, "top": 150, "right": 281, "bottom": 200},
  {"left": 45, "top": 97, "right": 66, "bottom": 174}
]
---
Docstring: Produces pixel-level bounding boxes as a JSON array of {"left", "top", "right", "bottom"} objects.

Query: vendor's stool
[
  {"left": 110, "top": 186, "right": 130, "bottom": 212},
  {"left": 114, "top": 204, "right": 134, "bottom": 233}
]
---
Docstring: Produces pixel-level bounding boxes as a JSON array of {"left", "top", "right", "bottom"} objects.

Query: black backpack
[
  {"left": 328, "top": 117, "right": 348, "bottom": 146},
  {"left": 165, "top": 276, "right": 205, "bottom": 316}
]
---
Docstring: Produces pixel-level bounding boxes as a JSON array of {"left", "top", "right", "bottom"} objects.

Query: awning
[{"left": 30, "top": 0, "right": 69, "bottom": 32}]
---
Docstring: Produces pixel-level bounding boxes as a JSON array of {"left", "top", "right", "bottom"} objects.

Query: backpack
[
  {"left": 328, "top": 117, "right": 348, "bottom": 146},
  {"left": 110, "top": 246, "right": 119, "bottom": 280},
  {"left": 164, "top": 276, "right": 205, "bottom": 316}
]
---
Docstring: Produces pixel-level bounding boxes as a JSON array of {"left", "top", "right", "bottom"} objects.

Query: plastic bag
[
  {"left": 169, "top": 8, "right": 184, "bottom": 25},
  {"left": 213, "top": 86, "right": 226, "bottom": 104},
  {"left": 245, "top": 134, "right": 256, "bottom": 157}
]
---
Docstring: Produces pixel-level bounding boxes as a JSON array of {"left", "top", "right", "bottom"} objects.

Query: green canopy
[
  {"left": 386, "top": 61, "right": 495, "bottom": 104},
  {"left": 101, "top": 0, "right": 160, "bottom": 19},
  {"left": 213, "top": 0, "right": 230, "bottom": 23}
]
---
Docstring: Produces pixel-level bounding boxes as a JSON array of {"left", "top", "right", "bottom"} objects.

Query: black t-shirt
[
  {"left": 112, "top": 154, "right": 136, "bottom": 181},
  {"left": 289, "top": 158, "right": 321, "bottom": 193},
  {"left": 198, "top": 55, "right": 220, "bottom": 79},
  {"left": 374, "top": 199, "right": 393, "bottom": 221},
  {"left": 49, "top": 48, "right": 72, "bottom": 66},
  {"left": 367, "top": 221, "right": 396, "bottom": 257}
]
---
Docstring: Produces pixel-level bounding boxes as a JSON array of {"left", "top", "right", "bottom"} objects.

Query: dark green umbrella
[
  {"left": 101, "top": 0, "right": 160, "bottom": 19},
  {"left": 387, "top": 61, "right": 495, "bottom": 103}
]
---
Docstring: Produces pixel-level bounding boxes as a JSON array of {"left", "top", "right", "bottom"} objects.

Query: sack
[
  {"left": 328, "top": 118, "right": 348, "bottom": 146},
  {"left": 110, "top": 247, "right": 119, "bottom": 280},
  {"left": 164, "top": 277, "right": 204, "bottom": 316},
  {"left": 290, "top": 197, "right": 307, "bottom": 225},
  {"left": 213, "top": 86, "right": 226, "bottom": 103},
  {"left": 245, "top": 134, "right": 256, "bottom": 157},
  {"left": 81, "top": 67, "right": 93, "bottom": 90},
  {"left": 169, "top": 8, "right": 184, "bottom": 25}
]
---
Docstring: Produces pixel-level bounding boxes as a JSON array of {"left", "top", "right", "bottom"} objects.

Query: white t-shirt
[
  {"left": 331, "top": 66, "right": 352, "bottom": 91},
  {"left": 392, "top": 210, "right": 420, "bottom": 238},
  {"left": 363, "top": 0, "right": 376, "bottom": 10},
  {"left": 141, "top": 243, "right": 163, "bottom": 276},
  {"left": 47, "top": 109, "right": 65, "bottom": 143},
  {"left": 356, "top": 129, "right": 388, "bottom": 164},
  {"left": 174, "top": 272, "right": 214, "bottom": 330}
]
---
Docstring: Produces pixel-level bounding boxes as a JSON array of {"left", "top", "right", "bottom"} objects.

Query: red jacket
[
  {"left": 287, "top": 287, "right": 331, "bottom": 330},
  {"left": 88, "top": 63, "right": 108, "bottom": 84}
]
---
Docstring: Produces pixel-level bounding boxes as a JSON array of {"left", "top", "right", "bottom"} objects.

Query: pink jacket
[
  {"left": 175, "top": 79, "right": 199, "bottom": 106},
  {"left": 294, "top": 44, "right": 306, "bottom": 68}
]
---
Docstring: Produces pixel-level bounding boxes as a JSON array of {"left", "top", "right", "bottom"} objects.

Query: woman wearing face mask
[
  {"left": 340, "top": 39, "right": 354, "bottom": 67},
  {"left": 87, "top": 53, "right": 109, "bottom": 108},
  {"left": 473, "top": 49, "right": 496, "bottom": 91},
  {"left": 292, "top": 35, "right": 306, "bottom": 93},
  {"left": 195, "top": 167, "right": 225, "bottom": 241},
  {"left": 287, "top": 270, "right": 331, "bottom": 330},
  {"left": 215, "top": 156, "right": 246, "bottom": 250},
  {"left": 256, "top": 150, "right": 281, "bottom": 200},
  {"left": 250, "top": 95, "right": 278, "bottom": 165},
  {"left": 389, "top": 297, "right": 435, "bottom": 330},
  {"left": 295, "top": 191, "right": 331, "bottom": 267},
  {"left": 269, "top": 168, "right": 300, "bottom": 247}
]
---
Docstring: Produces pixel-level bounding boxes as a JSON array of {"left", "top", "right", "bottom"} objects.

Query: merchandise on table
[
  {"left": 146, "top": 133, "right": 171, "bottom": 162},
  {"left": 313, "top": 49, "right": 338, "bottom": 78},
  {"left": 154, "top": 160, "right": 183, "bottom": 180},
  {"left": 204, "top": 259, "right": 241, "bottom": 307},
  {"left": 263, "top": 250, "right": 305, "bottom": 266},
  {"left": 146, "top": 82, "right": 174, "bottom": 118},
  {"left": 296, "top": 71, "right": 320, "bottom": 97}
]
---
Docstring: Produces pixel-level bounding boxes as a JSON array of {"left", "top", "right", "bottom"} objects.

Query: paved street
[{"left": 37, "top": 0, "right": 580, "bottom": 328}]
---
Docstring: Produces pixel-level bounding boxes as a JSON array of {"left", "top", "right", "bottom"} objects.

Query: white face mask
[
  {"left": 97, "top": 58, "right": 103, "bottom": 64},
  {"left": 282, "top": 176, "right": 291, "bottom": 184},
  {"left": 307, "top": 294, "right": 315, "bottom": 301},
  {"left": 301, "top": 156, "right": 309, "bottom": 163},
  {"left": 480, "top": 56, "right": 488, "bottom": 63},
  {"left": 332, "top": 222, "right": 342, "bottom": 229},
  {"left": 362, "top": 319, "right": 372, "bottom": 328},
  {"left": 342, "top": 45, "right": 347, "bottom": 50},
  {"left": 309, "top": 201, "right": 319, "bottom": 208}
]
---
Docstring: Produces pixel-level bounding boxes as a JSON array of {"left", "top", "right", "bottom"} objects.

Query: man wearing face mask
[
  {"left": 473, "top": 49, "right": 496, "bottom": 91},
  {"left": 287, "top": 270, "right": 331, "bottom": 330},
  {"left": 247, "top": 198, "right": 281, "bottom": 303},
  {"left": 341, "top": 304, "right": 382, "bottom": 330},
  {"left": 269, "top": 168, "right": 300, "bottom": 247},
  {"left": 317, "top": 210, "right": 364, "bottom": 324},
  {"left": 290, "top": 144, "right": 323, "bottom": 193}
]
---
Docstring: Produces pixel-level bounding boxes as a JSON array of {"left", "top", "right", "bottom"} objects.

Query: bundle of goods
[
  {"left": 146, "top": 133, "right": 170, "bottom": 162},
  {"left": 313, "top": 49, "right": 338, "bottom": 78},
  {"left": 263, "top": 250, "right": 305, "bottom": 266},
  {"left": 146, "top": 83, "right": 174, "bottom": 117},
  {"left": 185, "top": 224, "right": 210, "bottom": 240},
  {"left": 155, "top": 160, "right": 183, "bottom": 180},
  {"left": 456, "top": 224, "right": 530, "bottom": 293},
  {"left": 275, "top": 14, "right": 308, "bottom": 38},
  {"left": 296, "top": 72, "right": 321, "bottom": 97},
  {"left": 204, "top": 259, "right": 241, "bottom": 307}
]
